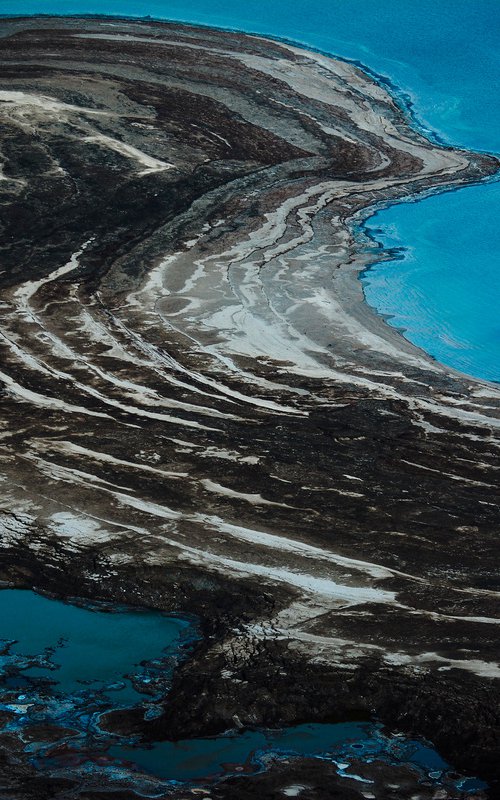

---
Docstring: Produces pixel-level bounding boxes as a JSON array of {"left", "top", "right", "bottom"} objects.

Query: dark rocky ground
[{"left": 0, "top": 15, "right": 498, "bottom": 799}]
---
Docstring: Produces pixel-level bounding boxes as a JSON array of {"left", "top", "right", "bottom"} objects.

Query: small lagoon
[
  {"left": 0, "top": 588, "right": 193, "bottom": 706},
  {"left": 0, "top": 589, "right": 488, "bottom": 793}
]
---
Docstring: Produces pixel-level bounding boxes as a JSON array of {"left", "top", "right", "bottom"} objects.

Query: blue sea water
[
  {"left": 0, "top": 0, "right": 499, "bottom": 381},
  {"left": 362, "top": 183, "right": 500, "bottom": 383}
]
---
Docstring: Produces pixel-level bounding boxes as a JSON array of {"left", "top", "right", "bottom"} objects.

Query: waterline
[
  {"left": 1, "top": 2, "right": 498, "bottom": 382},
  {"left": 361, "top": 179, "right": 500, "bottom": 384}
]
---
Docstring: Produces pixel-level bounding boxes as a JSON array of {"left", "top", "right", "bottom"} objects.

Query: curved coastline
[
  {"left": 0, "top": 10, "right": 479, "bottom": 151},
  {"left": 3, "top": 14, "right": 500, "bottom": 388},
  {"left": 0, "top": 15, "right": 499, "bottom": 799},
  {"left": 359, "top": 175, "right": 500, "bottom": 386}
]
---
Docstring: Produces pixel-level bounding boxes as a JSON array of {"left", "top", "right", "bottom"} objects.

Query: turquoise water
[
  {"left": 0, "top": 590, "right": 487, "bottom": 793},
  {"left": 1, "top": 0, "right": 498, "bottom": 381},
  {"left": 361, "top": 181, "right": 500, "bottom": 383},
  {"left": 0, "top": 588, "right": 192, "bottom": 706}
]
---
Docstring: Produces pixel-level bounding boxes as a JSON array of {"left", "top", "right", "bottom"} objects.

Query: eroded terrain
[{"left": 0, "top": 16, "right": 499, "bottom": 798}]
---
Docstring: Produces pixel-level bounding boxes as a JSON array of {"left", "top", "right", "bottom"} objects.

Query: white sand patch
[
  {"left": 383, "top": 650, "right": 500, "bottom": 680},
  {"left": 82, "top": 134, "right": 174, "bottom": 176},
  {"left": 400, "top": 458, "right": 495, "bottom": 488},
  {"left": 0, "top": 367, "right": 111, "bottom": 421},
  {"left": 109, "top": 492, "right": 182, "bottom": 522},
  {"left": 178, "top": 546, "right": 395, "bottom": 605},
  {"left": 200, "top": 479, "right": 293, "bottom": 508},
  {"left": 49, "top": 511, "right": 115, "bottom": 543},
  {"left": 23, "top": 454, "right": 136, "bottom": 493},
  {"left": 196, "top": 515, "right": 397, "bottom": 581},
  {"left": 0, "top": 90, "right": 109, "bottom": 117},
  {"left": 199, "top": 447, "right": 240, "bottom": 461},
  {"left": 33, "top": 440, "right": 189, "bottom": 480},
  {"left": 14, "top": 239, "right": 93, "bottom": 307},
  {"left": 111, "top": 311, "right": 305, "bottom": 414}
]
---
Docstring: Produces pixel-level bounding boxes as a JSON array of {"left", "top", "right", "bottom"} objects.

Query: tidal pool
[
  {"left": 0, "top": 589, "right": 487, "bottom": 794},
  {"left": 110, "top": 723, "right": 452, "bottom": 782},
  {"left": 0, "top": 588, "right": 193, "bottom": 706},
  {"left": 108, "top": 724, "right": 487, "bottom": 794}
]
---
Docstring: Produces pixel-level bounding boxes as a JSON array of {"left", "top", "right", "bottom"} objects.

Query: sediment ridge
[{"left": 0, "top": 16, "right": 499, "bottom": 799}]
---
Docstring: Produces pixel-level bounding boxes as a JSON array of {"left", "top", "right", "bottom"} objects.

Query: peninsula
[{"left": 0, "top": 16, "right": 499, "bottom": 799}]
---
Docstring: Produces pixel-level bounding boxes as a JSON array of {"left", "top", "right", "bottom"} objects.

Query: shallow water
[
  {"left": 0, "top": 588, "right": 192, "bottom": 706},
  {"left": 361, "top": 181, "right": 500, "bottom": 383},
  {"left": 0, "top": 590, "right": 488, "bottom": 793},
  {"left": 1, "top": 0, "right": 498, "bottom": 382},
  {"left": 110, "top": 723, "right": 452, "bottom": 783}
]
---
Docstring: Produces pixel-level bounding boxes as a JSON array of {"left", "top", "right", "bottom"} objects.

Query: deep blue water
[
  {"left": 0, "top": 590, "right": 487, "bottom": 792},
  {"left": 1, "top": 0, "right": 498, "bottom": 382}
]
